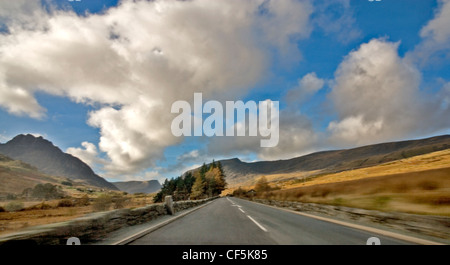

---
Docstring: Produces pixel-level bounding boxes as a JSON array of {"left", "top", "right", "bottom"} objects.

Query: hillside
[
  {"left": 245, "top": 149, "right": 450, "bottom": 216},
  {"left": 113, "top": 180, "right": 161, "bottom": 194},
  {"left": 0, "top": 154, "right": 64, "bottom": 197},
  {"left": 0, "top": 134, "right": 118, "bottom": 190},
  {"left": 216, "top": 135, "right": 450, "bottom": 186}
]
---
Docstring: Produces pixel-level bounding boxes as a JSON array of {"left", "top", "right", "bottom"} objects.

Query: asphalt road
[{"left": 129, "top": 197, "right": 413, "bottom": 245}]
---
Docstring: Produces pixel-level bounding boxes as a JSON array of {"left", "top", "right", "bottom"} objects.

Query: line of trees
[{"left": 154, "top": 160, "right": 227, "bottom": 202}]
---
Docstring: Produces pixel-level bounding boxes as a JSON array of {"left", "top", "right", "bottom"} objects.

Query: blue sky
[{"left": 0, "top": 0, "right": 449, "bottom": 183}]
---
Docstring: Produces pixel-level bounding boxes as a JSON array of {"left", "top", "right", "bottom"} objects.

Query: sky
[{"left": 0, "top": 0, "right": 449, "bottom": 183}]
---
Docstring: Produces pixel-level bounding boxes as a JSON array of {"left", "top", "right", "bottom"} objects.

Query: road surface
[{"left": 129, "top": 197, "right": 413, "bottom": 245}]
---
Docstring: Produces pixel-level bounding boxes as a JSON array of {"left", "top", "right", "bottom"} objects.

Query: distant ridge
[
  {"left": 0, "top": 134, "right": 118, "bottom": 190},
  {"left": 113, "top": 180, "right": 161, "bottom": 194},
  {"left": 203, "top": 135, "right": 450, "bottom": 186}
]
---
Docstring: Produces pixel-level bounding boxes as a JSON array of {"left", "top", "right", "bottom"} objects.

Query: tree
[
  {"left": 200, "top": 163, "right": 208, "bottom": 176},
  {"left": 217, "top": 161, "right": 224, "bottom": 175},
  {"left": 255, "top": 176, "right": 271, "bottom": 193},
  {"left": 154, "top": 160, "right": 228, "bottom": 202},
  {"left": 190, "top": 172, "right": 206, "bottom": 199},
  {"left": 31, "top": 183, "right": 64, "bottom": 200},
  {"left": 184, "top": 172, "right": 196, "bottom": 194},
  {"left": 210, "top": 167, "right": 226, "bottom": 195}
]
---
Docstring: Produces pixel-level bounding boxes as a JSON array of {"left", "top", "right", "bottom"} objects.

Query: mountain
[
  {"left": 212, "top": 135, "right": 450, "bottom": 186},
  {"left": 0, "top": 153, "right": 60, "bottom": 196},
  {"left": 113, "top": 180, "right": 161, "bottom": 194},
  {"left": 0, "top": 134, "right": 118, "bottom": 190}
]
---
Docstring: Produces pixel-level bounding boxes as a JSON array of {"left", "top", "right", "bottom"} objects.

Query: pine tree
[
  {"left": 184, "top": 172, "right": 195, "bottom": 194},
  {"left": 200, "top": 163, "right": 208, "bottom": 177},
  {"left": 217, "top": 161, "right": 224, "bottom": 175}
]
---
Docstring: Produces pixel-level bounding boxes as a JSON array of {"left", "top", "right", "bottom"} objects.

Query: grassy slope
[
  {"left": 232, "top": 149, "right": 450, "bottom": 216},
  {"left": 0, "top": 155, "right": 65, "bottom": 196}
]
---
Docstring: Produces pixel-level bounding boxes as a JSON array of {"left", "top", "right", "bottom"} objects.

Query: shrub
[
  {"left": 28, "top": 202, "right": 53, "bottom": 210},
  {"left": 112, "top": 195, "right": 128, "bottom": 209},
  {"left": 5, "top": 201, "right": 24, "bottom": 212},
  {"left": 92, "top": 194, "right": 113, "bottom": 211},
  {"left": 61, "top": 181, "right": 73, "bottom": 186},
  {"left": 6, "top": 193, "right": 17, "bottom": 200},
  {"left": 31, "top": 183, "right": 64, "bottom": 200},
  {"left": 57, "top": 199, "right": 74, "bottom": 207},
  {"left": 431, "top": 196, "right": 450, "bottom": 205},
  {"left": 332, "top": 197, "right": 344, "bottom": 206},
  {"left": 75, "top": 195, "right": 90, "bottom": 206},
  {"left": 372, "top": 196, "right": 391, "bottom": 208},
  {"left": 418, "top": 181, "right": 439, "bottom": 191}
]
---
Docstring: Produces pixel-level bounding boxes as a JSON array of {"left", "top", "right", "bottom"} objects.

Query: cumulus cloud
[
  {"left": 285, "top": 72, "right": 325, "bottom": 105},
  {"left": 0, "top": 0, "right": 313, "bottom": 179},
  {"left": 327, "top": 38, "right": 450, "bottom": 146},
  {"left": 66, "top": 141, "right": 105, "bottom": 169},
  {"left": 0, "top": 0, "right": 45, "bottom": 29},
  {"left": 408, "top": 0, "right": 450, "bottom": 67},
  {"left": 420, "top": 0, "right": 450, "bottom": 43},
  {"left": 313, "top": 0, "right": 361, "bottom": 43},
  {"left": 207, "top": 107, "right": 319, "bottom": 161}
]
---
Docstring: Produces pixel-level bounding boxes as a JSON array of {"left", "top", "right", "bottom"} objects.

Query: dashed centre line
[
  {"left": 246, "top": 215, "right": 268, "bottom": 232},
  {"left": 228, "top": 197, "right": 268, "bottom": 232}
]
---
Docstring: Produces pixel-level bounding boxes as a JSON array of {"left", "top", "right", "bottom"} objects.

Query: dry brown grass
[
  {"left": 278, "top": 149, "right": 450, "bottom": 189},
  {"left": 257, "top": 167, "right": 450, "bottom": 216},
  {"left": 226, "top": 149, "right": 450, "bottom": 216},
  {"left": 0, "top": 193, "right": 155, "bottom": 236}
]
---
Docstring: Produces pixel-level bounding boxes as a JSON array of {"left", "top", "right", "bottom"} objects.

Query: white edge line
[
  {"left": 247, "top": 215, "right": 268, "bottom": 232},
  {"left": 247, "top": 200, "right": 444, "bottom": 245},
  {"left": 111, "top": 200, "right": 215, "bottom": 245}
]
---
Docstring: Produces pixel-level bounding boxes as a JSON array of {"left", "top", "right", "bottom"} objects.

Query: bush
[
  {"left": 372, "top": 196, "right": 391, "bottom": 208},
  {"left": 31, "top": 183, "right": 64, "bottom": 200},
  {"left": 92, "top": 194, "right": 113, "bottom": 211},
  {"left": 6, "top": 193, "right": 17, "bottom": 200},
  {"left": 112, "top": 195, "right": 128, "bottom": 209},
  {"left": 75, "top": 195, "right": 90, "bottom": 206},
  {"left": 418, "top": 181, "right": 439, "bottom": 191},
  {"left": 61, "top": 181, "right": 73, "bottom": 186},
  {"left": 27, "top": 202, "right": 53, "bottom": 210},
  {"left": 5, "top": 201, "right": 24, "bottom": 212},
  {"left": 57, "top": 199, "right": 74, "bottom": 207}
]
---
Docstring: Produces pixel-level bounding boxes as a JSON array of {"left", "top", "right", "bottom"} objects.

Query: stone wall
[
  {"left": 252, "top": 199, "right": 450, "bottom": 241},
  {"left": 0, "top": 197, "right": 216, "bottom": 245}
]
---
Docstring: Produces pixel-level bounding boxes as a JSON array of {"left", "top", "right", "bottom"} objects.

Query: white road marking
[
  {"left": 227, "top": 197, "right": 235, "bottom": 205},
  {"left": 249, "top": 200, "right": 443, "bottom": 245},
  {"left": 229, "top": 197, "right": 268, "bottom": 232},
  {"left": 246, "top": 215, "right": 268, "bottom": 232}
]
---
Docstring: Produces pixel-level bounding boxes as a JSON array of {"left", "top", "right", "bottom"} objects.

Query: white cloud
[
  {"left": 0, "top": 0, "right": 45, "bottom": 30},
  {"left": 178, "top": 150, "right": 200, "bottom": 161},
  {"left": 285, "top": 72, "right": 325, "bottom": 105},
  {"left": 313, "top": 0, "right": 361, "bottom": 43},
  {"left": 257, "top": 111, "right": 319, "bottom": 160},
  {"left": 408, "top": 0, "right": 450, "bottom": 67},
  {"left": 207, "top": 109, "right": 319, "bottom": 161},
  {"left": 0, "top": 0, "right": 313, "bottom": 178},
  {"left": 66, "top": 141, "right": 105, "bottom": 169},
  {"left": 420, "top": 0, "right": 450, "bottom": 43},
  {"left": 327, "top": 38, "right": 450, "bottom": 146}
]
